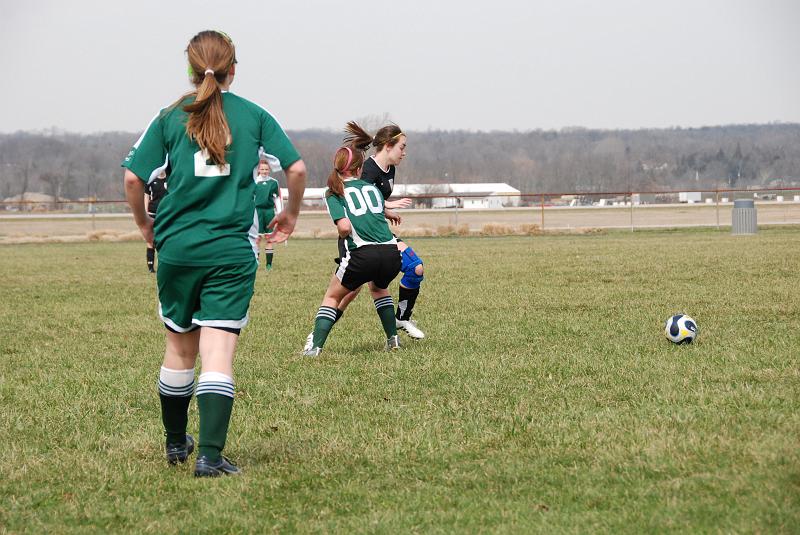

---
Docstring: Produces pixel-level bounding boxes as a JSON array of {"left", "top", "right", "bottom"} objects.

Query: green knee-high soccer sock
[
  {"left": 374, "top": 296, "right": 397, "bottom": 338},
  {"left": 312, "top": 306, "right": 338, "bottom": 348},
  {"left": 266, "top": 247, "right": 274, "bottom": 268},
  {"left": 158, "top": 367, "right": 194, "bottom": 444},
  {"left": 196, "top": 372, "right": 235, "bottom": 461}
]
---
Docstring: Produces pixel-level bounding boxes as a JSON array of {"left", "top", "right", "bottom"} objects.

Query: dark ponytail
[{"left": 343, "top": 121, "right": 374, "bottom": 151}]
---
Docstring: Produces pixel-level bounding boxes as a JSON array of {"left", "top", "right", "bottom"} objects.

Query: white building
[
  {"left": 679, "top": 191, "right": 702, "bottom": 203},
  {"left": 286, "top": 183, "right": 522, "bottom": 209},
  {"left": 393, "top": 183, "right": 521, "bottom": 209},
  {"left": 279, "top": 187, "right": 327, "bottom": 207}
]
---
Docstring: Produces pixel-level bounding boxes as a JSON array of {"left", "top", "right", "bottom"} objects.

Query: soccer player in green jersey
[
  {"left": 122, "top": 30, "right": 306, "bottom": 477},
  {"left": 254, "top": 158, "right": 282, "bottom": 270},
  {"left": 304, "top": 122, "right": 425, "bottom": 353},
  {"left": 302, "top": 126, "right": 402, "bottom": 356}
]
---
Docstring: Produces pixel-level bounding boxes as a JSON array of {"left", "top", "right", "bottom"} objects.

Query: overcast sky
[{"left": 1, "top": 0, "right": 798, "bottom": 134}]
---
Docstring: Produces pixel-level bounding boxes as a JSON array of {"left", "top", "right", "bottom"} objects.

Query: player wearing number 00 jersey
[
  {"left": 306, "top": 122, "right": 424, "bottom": 354},
  {"left": 303, "top": 130, "right": 402, "bottom": 356}
]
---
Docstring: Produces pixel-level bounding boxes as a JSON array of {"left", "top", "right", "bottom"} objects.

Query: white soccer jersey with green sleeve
[
  {"left": 122, "top": 92, "right": 300, "bottom": 266},
  {"left": 325, "top": 179, "right": 397, "bottom": 251}
]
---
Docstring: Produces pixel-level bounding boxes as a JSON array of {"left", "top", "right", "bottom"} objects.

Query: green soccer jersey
[
  {"left": 254, "top": 178, "right": 280, "bottom": 210},
  {"left": 325, "top": 178, "right": 397, "bottom": 251},
  {"left": 122, "top": 92, "right": 300, "bottom": 266}
]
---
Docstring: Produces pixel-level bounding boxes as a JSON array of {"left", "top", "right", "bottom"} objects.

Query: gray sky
[{"left": 1, "top": 0, "right": 798, "bottom": 133}]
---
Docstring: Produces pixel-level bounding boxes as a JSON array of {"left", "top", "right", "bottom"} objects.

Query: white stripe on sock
[
  {"left": 196, "top": 372, "right": 234, "bottom": 399},
  {"left": 374, "top": 297, "right": 394, "bottom": 309},
  {"left": 158, "top": 367, "right": 194, "bottom": 397}
]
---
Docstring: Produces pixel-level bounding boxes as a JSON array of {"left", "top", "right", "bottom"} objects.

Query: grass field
[{"left": 1, "top": 229, "right": 799, "bottom": 533}]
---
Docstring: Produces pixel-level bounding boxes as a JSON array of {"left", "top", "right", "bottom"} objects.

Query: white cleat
[
  {"left": 302, "top": 347, "right": 322, "bottom": 357},
  {"left": 303, "top": 332, "right": 314, "bottom": 352},
  {"left": 396, "top": 319, "right": 425, "bottom": 339}
]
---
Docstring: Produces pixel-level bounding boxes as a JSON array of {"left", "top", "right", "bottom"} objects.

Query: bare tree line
[{"left": 1, "top": 124, "right": 798, "bottom": 204}]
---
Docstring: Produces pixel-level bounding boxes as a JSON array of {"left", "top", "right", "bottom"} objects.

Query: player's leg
[
  {"left": 332, "top": 237, "right": 358, "bottom": 314},
  {"left": 265, "top": 239, "right": 274, "bottom": 270},
  {"left": 371, "top": 244, "right": 403, "bottom": 350},
  {"left": 369, "top": 283, "right": 400, "bottom": 349},
  {"left": 157, "top": 263, "right": 204, "bottom": 465},
  {"left": 305, "top": 275, "right": 352, "bottom": 355},
  {"left": 146, "top": 211, "right": 157, "bottom": 272},
  {"left": 160, "top": 329, "right": 199, "bottom": 464},
  {"left": 262, "top": 208, "right": 275, "bottom": 270},
  {"left": 305, "top": 242, "right": 357, "bottom": 351},
  {"left": 147, "top": 246, "right": 155, "bottom": 272},
  {"left": 194, "top": 327, "right": 239, "bottom": 476},
  {"left": 395, "top": 241, "right": 425, "bottom": 339},
  {"left": 256, "top": 208, "right": 269, "bottom": 267},
  {"left": 304, "top": 289, "right": 349, "bottom": 352},
  {"left": 191, "top": 260, "right": 257, "bottom": 477}
]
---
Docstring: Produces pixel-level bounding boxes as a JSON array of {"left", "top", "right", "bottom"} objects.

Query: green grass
[{"left": 1, "top": 229, "right": 799, "bottom": 534}]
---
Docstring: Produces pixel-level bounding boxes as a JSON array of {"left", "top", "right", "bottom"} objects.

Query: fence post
[
  {"left": 630, "top": 191, "right": 634, "bottom": 232},
  {"left": 540, "top": 194, "right": 545, "bottom": 231},
  {"left": 715, "top": 189, "right": 720, "bottom": 230}
]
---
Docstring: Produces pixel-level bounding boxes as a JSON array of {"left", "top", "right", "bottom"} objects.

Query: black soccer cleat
[
  {"left": 165, "top": 434, "right": 195, "bottom": 465},
  {"left": 194, "top": 455, "right": 241, "bottom": 478}
]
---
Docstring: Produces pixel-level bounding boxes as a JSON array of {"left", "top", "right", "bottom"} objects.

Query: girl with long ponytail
[
  {"left": 303, "top": 120, "right": 426, "bottom": 354},
  {"left": 302, "top": 125, "right": 402, "bottom": 356},
  {"left": 123, "top": 30, "right": 307, "bottom": 478}
]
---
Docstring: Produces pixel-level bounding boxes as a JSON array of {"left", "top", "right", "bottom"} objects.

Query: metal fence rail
[{"left": 2, "top": 187, "right": 800, "bottom": 242}]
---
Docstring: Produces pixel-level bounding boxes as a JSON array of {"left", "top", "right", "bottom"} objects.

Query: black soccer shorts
[{"left": 335, "top": 244, "right": 401, "bottom": 291}]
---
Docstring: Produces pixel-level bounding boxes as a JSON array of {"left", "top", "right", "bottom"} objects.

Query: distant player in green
[
  {"left": 302, "top": 123, "right": 402, "bottom": 356},
  {"left": 122, "top": 30, "right": 307, "bottom": 477},
  {"left": 254, "top": 158, "right": 282, "bottom": 270}
]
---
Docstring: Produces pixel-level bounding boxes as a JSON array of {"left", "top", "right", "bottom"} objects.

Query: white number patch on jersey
[
  {"left": 194, "top": 150, "right": 231, "bottom": 178},
  {"left": 344, "top": 185, "right": 384, "bottom": 216}
]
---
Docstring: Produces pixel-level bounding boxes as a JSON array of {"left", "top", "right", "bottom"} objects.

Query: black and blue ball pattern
[{"left": 664, "top": 314, "right": 698, "bottom": 344}]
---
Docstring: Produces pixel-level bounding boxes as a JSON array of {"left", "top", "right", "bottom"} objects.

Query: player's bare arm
[
  {"left": 124, "top": 169, "right": 154, "bottom": 245},
  {"left": 335, "top": 218, "right": 351, "bottom": 238},
  {"left": 268, "top": 160, "right": 307, "bottom": 243},
  {"left": 385, "top": 198, "right": 412, "bottom": 209}
]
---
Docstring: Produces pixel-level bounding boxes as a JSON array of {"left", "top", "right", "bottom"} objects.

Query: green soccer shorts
[
  {"left": 257, "top": 208, "right": 276, "bottom": 234},
  {"left": 157, "top": 260, "right": 257, "bottom": 332}
]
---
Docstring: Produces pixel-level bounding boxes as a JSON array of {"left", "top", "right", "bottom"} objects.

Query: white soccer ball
[{"left": 664, "top": 314, "right": 698, "bottom": 344}]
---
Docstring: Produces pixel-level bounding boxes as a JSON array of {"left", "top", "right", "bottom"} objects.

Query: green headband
[{"left": 214, "top": 30, "right": 234, "bottom": 44}]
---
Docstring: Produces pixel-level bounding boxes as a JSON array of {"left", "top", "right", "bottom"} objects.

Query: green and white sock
[
  {"left": 374, "top": 296, "right": 397, "bottom": 338},
  {"left": 196, "top": 372, "right": 234, "bottom": 462},
  {"left": 312, "top": 306, "right": 338, "bottom": 348},
  {"left": 158, "top": 367, "right": 194, "bottom": 444}
]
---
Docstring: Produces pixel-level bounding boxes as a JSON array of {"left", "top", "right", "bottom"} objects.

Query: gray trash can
[{"left": 731, "top": 199, "right": 757, "bottom": 235}]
